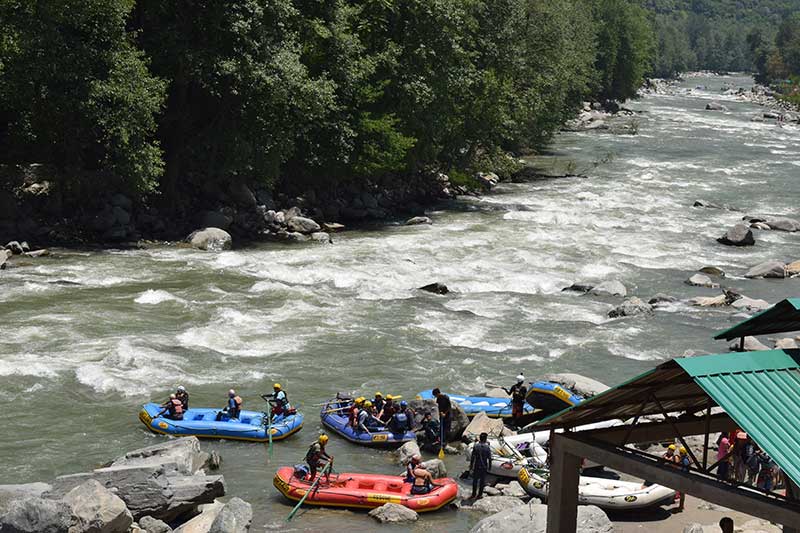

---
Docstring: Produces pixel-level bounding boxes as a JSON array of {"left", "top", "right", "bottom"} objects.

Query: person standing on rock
[
  {"left": 433, "top": 388, "right": 452, "bottom": 441},
  {"left": 469, "top": 432, "right": 492, "bottom": 500},
  {"left": 176, "top": 385, "right": 189, "bottom": 411},
  {"left": 503, "top": 374, "right": 527, "bottom": 428}
]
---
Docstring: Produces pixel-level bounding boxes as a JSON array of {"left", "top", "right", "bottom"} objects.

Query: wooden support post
[{"left": 546, "top": 433, "right": 582, "bottom": 533}]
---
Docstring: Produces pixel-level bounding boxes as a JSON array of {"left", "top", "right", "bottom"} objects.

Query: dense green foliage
[
  {"left": 0, "top": 0, "right": 653, "bottom": 206},
  {"left": 645, "top": 0, "right": 800, "bottom": 78},
  {"left": 751, "top": 13, "right": 800, "bottom": 103}
]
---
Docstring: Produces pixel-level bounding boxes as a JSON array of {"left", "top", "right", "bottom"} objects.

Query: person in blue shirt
[{"left": 216, "top": 389, "right": 242, "bottom": 421}]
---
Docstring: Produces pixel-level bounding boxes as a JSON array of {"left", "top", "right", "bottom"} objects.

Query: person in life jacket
[
  {"left": 264, "top": 383, "right": 288, "bottom": 419},
  {"left": 216, "top": 389, "right": 242, "bottom": 421},
  {"left": 305, "top": 434, "right": 333, "bottom": 481},
  {"left": 348, "top": 397, "right": 365, "bottom": 428},
  {"left": 389, "top": 401, "right": 412, "bottom": 433},
  {"left": 419, "top": 412, "right": 441, "bottom": 449},
  {"left": 175, "top": 385, "right": 189, "bottom": 411},
  {"left": 157, "top": 393, "right": 184, "bottom": 421},
  {"left": 503, "top": 374, "right": 527, "bottom": 427},
  {"left": 379, "top": 394, "right": 397, "bottom": 424},
  {"left": 373, "top": 392, "right": 385, "bottom": 414},
  {"left": 357, "top": 401, "right": 378, "bottom": 434}
]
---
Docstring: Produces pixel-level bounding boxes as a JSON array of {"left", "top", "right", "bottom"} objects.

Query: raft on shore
[
  {"left": 273, "top": 467, "right": 458, "bottom": 512},
  {"left": 416, "top": 389, "right": 538, "bottom": 419},
  {"left": 139, "top": 403, "right": 303, "bottom": 442}
]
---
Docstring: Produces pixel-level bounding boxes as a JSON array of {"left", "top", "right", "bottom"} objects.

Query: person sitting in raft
[
  {"left": 263, "top": 383, "right": 289, "bottom": 419},
  {"left": 405, "top": 454, "right": 423, "bottom": 482},
  {"left": 305, "top": 434, "right": 333, "bottom": 482},
  {"left": 373, "top": 392, "right": 385, "bottom": 414},
  {"left": 175, "top": 385, "right": 189, "bottom": 411},
  {"left": 389, "top": 401, "right": 413, "bottom": 433},
  {"left": 347, "top": 397, "right": 364, "bottom": 428},
  {"left": 379, "top": 394, "right": 397, "bottom": 423},
  {"left": 216, "top": 389, "right": 242, "bottom": 421},
  {"left": 157, "top": 393, "right": 184, "bottom": 420},
  {"left": 356, "top": 401, "right": 375, "bottom": 434},
  {"left": 411, "top": 458, "right": 435, "bottom": 495}
]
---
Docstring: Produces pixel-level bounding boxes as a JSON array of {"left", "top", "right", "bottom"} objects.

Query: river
[{"left": 1, "top": 74, "right": 799, "bottom": 531}]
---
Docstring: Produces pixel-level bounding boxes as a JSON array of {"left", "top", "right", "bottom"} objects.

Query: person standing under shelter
[{"left": 469, "top": 432, "right": 492, "bottom": 500}]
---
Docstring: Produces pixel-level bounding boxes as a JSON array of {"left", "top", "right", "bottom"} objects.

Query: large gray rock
[
  {"left": 462, "top": 412, "right": 513, "bottom": 441},
  {"left": 705, "top": 102, "right": 728, "bottom": 111},
  {"left": 63, "top": 480, "right": 133, "bottom": 533},
  {"left": 0, "top": 497, "right": 73, "bottom": 533},
  {"left": 368, "top": 503, "right": 418, "bottom": 523},
  {"left": 542, "top": 374, "right": 608, "bottom": 398},
  {"left": 745, "top": 261, "right": 786, "bottom": 279},
  {"left": 589, "top": 281, "right": 626, "bottom": 298},
  {"left": 208, "top": 498, "right": 251, "bottom": 533},
  {"left": 685, "top": 273, "right": 719, "bottom": 288},
  {"left": 449, "top": 403, "right": 470, "bottom": 442},
  {"left": 420, "top": 459, "right": 447, "bottom": 479},
  {"left": 0, "top": 483, "right": 52, "bottom": 514},
  {"left": 418, "top": 282, "right": 449, "bottom": 295},
  {"left": 405, "top": 216, "right": 432, "bottom": 226},
  {"left": 607, "top": 297, "right": 653, "bottom": 318},
  {"left": 730, "top": 296, "right": 770, "bottom": 312},
  {"left": 0, "top": 249, "right": 10, "bottom": 270},
  {"left": 765, "top": 217, "right": 800, "bottom": 232},
  {"left": 470, "top": 496, "right": 525, "bottom": 514},
  {"left": 397, "top": 441, "right": 421, "bottom": 466},
  {"left": 775, "top": 337, "right": 798, "bottom": 350},
  {"left": 699, "top": 266, "right": 726, "bottom": 277},
  {"left": 138, "top": 516, "right": 171, "bottom": 533},
  {"left": 5, "top": 241, "right": 23, "bottom": 255},
  {"left": 683, "top": 524, "right": 704, "bottom": 533},
  {"left": 110, "top": 437, "right": 210, "bottom": 476},
  {"left": 286, "top": 216, "right": 320, "bottom": 234},
  {"left": 172, "top": 502, "right": 223, "bottom": 533},
  {"left": 499, "top": 481, "right": 526, "bottom": 498},
  {"left": 717, "top": 224, "right": 754, "bottom": 246},
  {"left": 187, "top": 228, "right": 232, "bottom": 252},
  {"left": 729, "top": 336, "right": 770, "bottom": 352},
  {"left": 470, "top": 503, "right": 612, "bottom": 533}
]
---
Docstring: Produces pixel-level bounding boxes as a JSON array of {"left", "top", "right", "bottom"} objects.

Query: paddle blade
[{"left": 438, "top": 447, "right": 445, "bottom": 459}]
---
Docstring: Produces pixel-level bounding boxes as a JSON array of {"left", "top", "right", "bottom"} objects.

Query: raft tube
[
  {"left": 320, "top": 401, "right": 416, "bottom": 447},
  {"left": 139, "top": 403, "right": 303, "bottom": 442},
  {"left": 273, "top": 467, "right": 458, "bottom": 512},
  {"left": 518, "top": 466, "right": 676, "bottom": 510},
  {"left": 416, "top": 389, "right": 536, "bottom": 418},
  {"left": 466, "top": 438, "right": 546, "bottom": 479},
  {"left": 524, "top": 381, "right": 583, "bottom": 415}
]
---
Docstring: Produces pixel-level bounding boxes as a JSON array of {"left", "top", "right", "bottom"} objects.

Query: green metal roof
[
  {"left": 714, "top": 298, "right": 800, "bottom": 341},
  {"left": 676, "top": 350, "right": 800, "bottom": 487}
]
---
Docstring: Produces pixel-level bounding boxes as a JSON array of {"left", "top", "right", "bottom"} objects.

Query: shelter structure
[{"left": 535, "top": 298, "right": 800, "bottom": 532}]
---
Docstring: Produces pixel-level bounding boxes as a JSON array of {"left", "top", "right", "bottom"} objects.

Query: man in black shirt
[
  {"left": 504, "top": 374, "right": 527, "bottom": 428},
  {"left": 469, "top": 432, "right": 492, "bottom": 499},
  {"left": 432, "top": 388, "right": 452, "bottom": 441}
]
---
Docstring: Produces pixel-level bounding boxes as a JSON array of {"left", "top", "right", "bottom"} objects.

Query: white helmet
[
  {"left": 516, "top": 374, "right": 524, "bottom": 383},
  {"left": 177, "top": 385, "right": 186, "bottom": 392},
  {"left": 228, "top": 389, "right": 236, "bottom": 397}
]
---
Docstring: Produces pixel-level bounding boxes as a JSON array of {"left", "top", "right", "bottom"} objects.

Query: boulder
[
  {"left": 310, "top": 232, "right": 331, "bottom": 243},
  {"left": 607, "top": 297, "right": 654, "bottom": 318},
  {"left": 5, "top": 241, "right": 23, "bottom": 255},
  {"left": 368, "top": 503, "right": 418, "bottom": 523},
  {"left": 562, "top": 284, "right": 594, "bottom": 294},
  {"left": 199, "top": 211, "right": 232, "bottom": 231},
  {"left": 420, "top": 459, "right": 447, "bottom": 479},
  {"left": 397, "top": 441, "right": 421, "bottom": 466},
  {"left": 745, "top": 261, "right": 786, "bottom": 279},
  {"left": 729, "top": 336, "right": 770, "bottom": 352},
  {"left": 286, "top": 216, "right": 320, "bottom": 234},
  {"left": 63, "top": 480, "right": 133, "bottom": 533},
  {"left": 405, "top": 216, "right": 432, "bottom": 226},
  {"left": 469, "top": 503, "right": 612, "bottom": 533},
  {"left": 187, "top": 228, "right": 232, "bottom": 252},
  {"left": 208, "top": 498, "right": 251, "bottom": 533},
  {"left": 449, "top": 403, "right": 470, "bottom": 442},
  {"left": 731, "top": 296, "right": 770, "bottom": 312},
  {"left": 648, "top": 293, "right": 676, "bottom": 305},
  {"left": 775, "top": 337, "right": 798, "bottom": 350},
  {"left": 322, "top": 222, "right": 345, "bottom": 233},
  {"left": 0, "top": 497, "right": 73, "bottom": 533},
  {"left": 705, "top": 102, "right": 728, "bottom": 111},
  {"left": 282, "top": 206, "right": 302, "bottom": 222},
  {"left": 482, "top": 486, "right": 502, "bottom": 497},
  {"left": 717, "top": 224, "right": 754, "bottom": 246},
  {"left": 755, "top": 217, "right": 800, "bottom": 232},
  {"left": 285, "top": 232, "right": 309, "bottom": 243},
  {"left": 0, "top": 483, "right": 52, "bottom": 514},
  {"left": 485, "top": 386, "right": 510, "bottom": 398},
  {"left": 542, "top": 374, "right": 609, "bottom": 398},
  {"left": 470, "top": 496, "right": 524, "bottom": 514},
  {"left": 24, "top": 249, "right": 50, "bottom": 258},
  {"left": 476, "top": 172, "right": 500, "bottom": 190},
  {"left": 138, "top": 516, "right": 172, "bottom": 533},
  {"left": 751, "top": 221, "right": 771, "bottom": 230},
  {"left": 0, "top": 249, "right": 9, "bottom": 269},
  {"left": 418, "top": 282, "right": 449, "bottom": 295},
  {"left": 689, "top": 294, "right": 730, "bottom": 307},
  {"left": 693, "top": 200, "right": 723, "bottom": 209},
  {"left": 110, "top": 437, "right": 210, "bottom": 476},
  {"left": 499, "top": 481, "right": 526, "bottom": 498},
  {"left": 683, "top": 524, "right": 704, "bottom": 533},
  {"left": 786, "top": 260, "right": 800, "bottom": 276},
  {"left": 685, "top": 274, "right": 719, "bottom": 288},
  {"left": 699, "top": 266, "right": 726, "bottom": 277},
  {"left": 462, "top": 412, "right": 514, "bottom": 441},
  {"left": 172, "top": 502, "right": 223, "bottom": 533},
  {"left": 589, "top": 281, "right": 626, "bottom": 298}
]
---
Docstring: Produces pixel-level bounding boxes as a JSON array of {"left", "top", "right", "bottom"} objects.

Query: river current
[{"left": 1, "top": 75, "right": 799, "bottom": 531}]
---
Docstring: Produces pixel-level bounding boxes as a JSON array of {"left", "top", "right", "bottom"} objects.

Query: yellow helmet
[
  {"left": 375, "top": 392, "right": 383, "bottom": 398},
  {"left": 679, "top": 446, "right": 687, "bottom": 454},
  {"left": 364, "top": 401, "right": 373, "bottom": 408},
  {"left": 319, "top": 434, "right": 329, "bottom": 444},
  {"left": 355, "top": 396, "right": 365, "bottom": 404},
  {"left": 273, "top": 383, "right": 281, "bottom": 389},
  {"left": 386, "top": 394, "right": 394, "bottom": 400},
  {"left": 668, "top": 444, "right": 676, "bottom": 450}
]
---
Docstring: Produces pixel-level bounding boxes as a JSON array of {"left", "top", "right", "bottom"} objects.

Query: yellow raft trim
[{"left": 142, "top": 421, "right": 303, "bottom": 442}]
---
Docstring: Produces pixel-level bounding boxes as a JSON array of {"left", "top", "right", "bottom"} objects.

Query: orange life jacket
[{"left": 171, "top": 398, "right": 184, "bottom": 415}]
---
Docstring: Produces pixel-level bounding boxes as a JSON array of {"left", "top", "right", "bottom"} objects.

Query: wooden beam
[
  {"left": 546, "top": 434, "right": 581, "bottom": 533},
  {"left": 560, "top": 435, "right": 800, "bottom": 528},
  {"left": 583, "top": 412, "right": 738, "bottom": 444}
]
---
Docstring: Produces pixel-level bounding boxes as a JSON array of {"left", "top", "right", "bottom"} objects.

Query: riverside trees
[{"left": 0, "top": 0, "right": 653, "bottom": 210}]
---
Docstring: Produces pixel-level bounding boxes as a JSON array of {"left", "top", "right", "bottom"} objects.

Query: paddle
[
  {"left": 321, "top": 406, "right": 351, "bottom": 414},
  {"left": 286, "top": 461, "right": 332, "bottom": 522},
  {"left": 438, "top": 415, "right": 445, "bottom": 459},
  {"left": 267, "top": 408, "right": 273, "bottom": 461}
]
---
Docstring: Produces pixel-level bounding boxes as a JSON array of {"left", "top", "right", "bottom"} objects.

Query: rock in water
[
  {"left": 0, "top": 483, "right": 52, "bottom": 514},
  {"left": 699, "top": 266, "right": 726, "bottom": 277},
  {"left": 500, "top": 481, "right": 527, "bottom": 498},
  {"left": 685, "top": 273, "right": 719, "bottom": 288},
  {"left": 470, "top": 496, "right": 524, "bottom": 514},
  {"left": 405, "top": 216, "right": 432, "bottom": 226},
  {"left": 775, "top": 338, "right": 798, "bottom": 350},
  {"left": 0, "top": 497, "right": 73, "bottom": 533},
  {"left": 5, "top": 241, "right": 24, "bottom": 255},
  {"left": 765, "top": 217, "right": 800, "bottom": 232},
  {"left": 419, "top": 282, "right": 449, "bottom": 295},
  {"left": 705, "top": 102, "right": 728, "bottom": 111},
  {"left": 786, "top": 260, "right": 800, "bottom": 276},
  {"left": 470, "top": 503, "right": 612, "bottom": 533},
  {"left": 717, "top": 224, "right": 754, "bottom": 246},
  {"left": 541, "top": 374, "right": 609, "bottom": 398},
  {"left": 607, "top": 297, "right": 654, "bottom": 318},
  {"left": 463, "top": 412, "right": 513, "bottom": 441},
  {"left": 187, "top": 228, "right": 232, "bottom": 251},
  {"left": 139, "top": 516, "right": 172, "bottom": 533},
  {"left": 368, "top": 503, "right": 418, "bottom": 523},
  {"left": 398, "top": 441, "right": 421, "bottom": 466},
  {"left": 589, "top": 281, "right": 626, "bottom": 297},
  {"left": 729, "top": 336, "right": 770, "bottom": 352},
  {"left": 730, "top": 296, "right": 770, "bottom": 312},
  {"left": 208, "top": 497, "right": 252, "bottom": 533},
  {"left": 286, "top": 216, "right": 321, "bottom": 234},
  {"left": 110, "top": 437, "right": 211, "bottom": 476},
  {"left": 63, "top": 479, "right": 133, "bottom": 533},
  {"left": 420, "top": 459, "right": 447, "bottom": 479},
  {"left": 561, "top": 283, "right": 594, "bottom": 294},
  {"left": 745, "top": 261, "right": 786, "bottom": 279},
  {"left": 449, "top": 403, "right": 470, "bottom": 441},
  {"left": 648, "top": 293, "right": 676, "bottom": 306},
  {"left": 172, "top": 501, "right": 223, "bottom": 533}
]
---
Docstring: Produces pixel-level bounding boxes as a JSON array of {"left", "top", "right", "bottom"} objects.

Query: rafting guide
[
  {"left": 215, "top": 389, "right": 242, "bottom": 421},
  {"left": 305, "top": 434, "right": 333, "bottom": 482}
]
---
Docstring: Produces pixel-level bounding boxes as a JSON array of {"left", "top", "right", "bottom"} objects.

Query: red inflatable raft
[{"left": 273, "top": 467, "right": 458, "bottom": 512}]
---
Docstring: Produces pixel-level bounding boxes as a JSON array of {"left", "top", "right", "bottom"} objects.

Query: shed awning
[{"left": 714, "top": 298, "right": 800, "bottom": 341}]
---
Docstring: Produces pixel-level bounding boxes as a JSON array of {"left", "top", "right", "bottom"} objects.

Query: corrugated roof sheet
[
  {"left": 677, "top": 350, "right": 800, "bottom": 486},
  {"left": 714, "top": 298, "right": 800, "bottom": 341}
]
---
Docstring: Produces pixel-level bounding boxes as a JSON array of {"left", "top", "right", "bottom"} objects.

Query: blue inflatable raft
[
  {"left": 139, "top": 403, "right": 304, "bottom": 442},
  {"left": 416, "top": 389, "right": 537, "bottom": 419},
  {"left": 525, "top": 381, "right": 583, "bottom": 415},
  {"left": 320, "top": 399, "right": 416, "bottom": 447}
]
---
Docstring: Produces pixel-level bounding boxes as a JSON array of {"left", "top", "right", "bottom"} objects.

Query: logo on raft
[
  {"left": 624, "top": 495, "right": 637, "bottom": 502},
  {"left": 371, "top": 434, "right": 388, "bottom": 442},
  {"left": 138, "top": 410, "right": 153, "bottom": 426},
  {"left": 367, "top": 493, "right": 402, "bottom": 504},
  {"left": 519, "top": 469, "right": 530, "bottom": 484}
]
